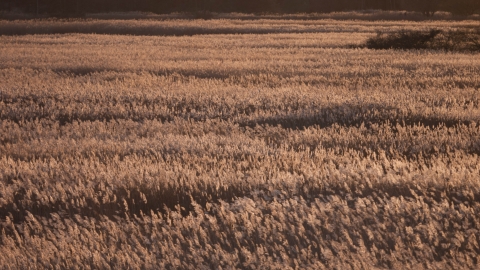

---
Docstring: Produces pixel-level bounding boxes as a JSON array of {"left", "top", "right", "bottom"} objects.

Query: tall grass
[{"left": 1, "top": 19, "right": 480, "bottom": 268}]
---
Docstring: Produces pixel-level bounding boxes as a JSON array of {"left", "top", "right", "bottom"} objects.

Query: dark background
[{"left": 1, "top": 0, "right": 479, "bottom": 16}]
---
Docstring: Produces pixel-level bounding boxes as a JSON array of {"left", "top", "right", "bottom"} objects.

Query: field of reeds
[{"left": 1, "top": 17, "right": 480, "bottom": 269}]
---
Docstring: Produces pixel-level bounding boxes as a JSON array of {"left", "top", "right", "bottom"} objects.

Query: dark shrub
[
  {"left": 366, "top": 29, "right": 480, "bottom": 52},
  {"left": 366, "top": 29, "right": 442, "bottom": 50}
]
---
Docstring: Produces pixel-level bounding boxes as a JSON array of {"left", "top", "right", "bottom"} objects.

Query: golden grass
[{"left": 1, "top": 19, "right": 480, "bottom": 269}]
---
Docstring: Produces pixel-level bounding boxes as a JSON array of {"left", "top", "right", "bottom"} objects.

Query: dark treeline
[{"left": 1, "top": 0, "right": 479, "bottom": 16}]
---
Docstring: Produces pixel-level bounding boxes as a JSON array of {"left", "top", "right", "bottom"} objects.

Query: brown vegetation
[{"left": 1, "top": 19, "right": 480, "bottom": 269}]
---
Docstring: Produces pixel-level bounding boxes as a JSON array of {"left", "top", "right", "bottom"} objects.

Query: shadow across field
[
  {"left": 0, "top": 23, "right": 347, "bottom": 36},
  {"left": 237, "top": 103, "right": 476, "bottom": 130},
  {"left": 1, "top": 95, "right": 476, "bottom": 129},
  {"left": 1, "top": 173, "right": 478, "bottom": 226},
  {"left": 238, "top": 111, "right": 474, "bottom": 131},
  {"left": 0, "top": 179, "right": 248, "bottom": 223}
]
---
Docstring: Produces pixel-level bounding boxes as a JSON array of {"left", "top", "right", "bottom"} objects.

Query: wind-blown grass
[{"left": 1, "top": 19, "right": 480, "bottom": 269}]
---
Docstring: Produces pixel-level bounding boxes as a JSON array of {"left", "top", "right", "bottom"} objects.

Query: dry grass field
[{"left": 1, "top": 17, "right": 480, "bottom": 269}]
